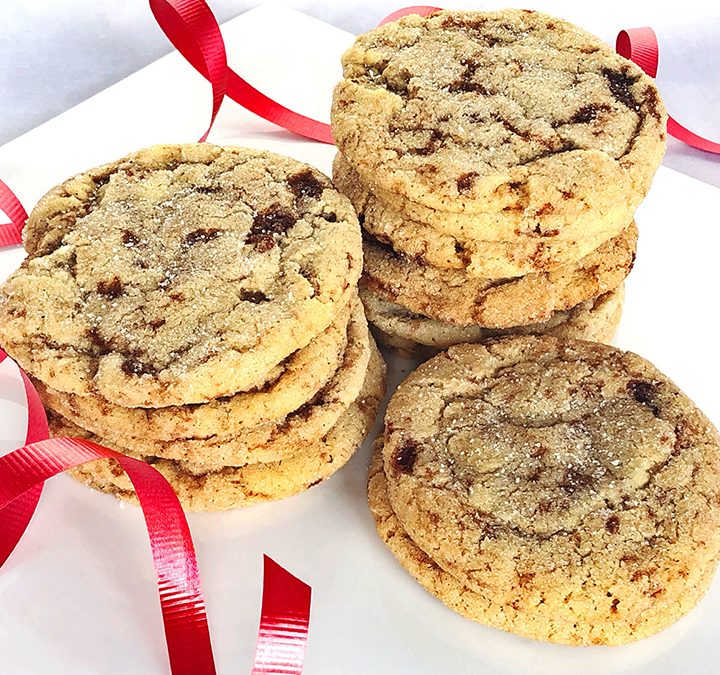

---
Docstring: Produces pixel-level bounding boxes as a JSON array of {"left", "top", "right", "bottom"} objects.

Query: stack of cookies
[
  {"left": 0, "top": 144, "right": 385, "bottom": 511},
  {"left": 370, "top": 336, "right": 720, "bottom": 645},
  {"left": 331, "top": 9, "right": 667, "bottom": 358}
]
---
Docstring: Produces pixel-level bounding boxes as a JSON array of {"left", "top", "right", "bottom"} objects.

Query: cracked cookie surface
[
  {"left": 332, "top": 10, "right": 665, "bottom": 243},
  {"left": 55, "top": 336, "right": 386, "bottom": 512},
  {"left": 0, "top": 144, "right": 362, "bottom": 406},
  {"left": 369, "top": 442, "right": 718, "bottom": 645},
  {"left": 362, "top": 285, "right": 623, "bottom": 358},
  {"left": 361, "top": 223, "right": 635, "bottom": 328},
  {"left": 378, "top": 337, "right": 720, "bottom": 644}
]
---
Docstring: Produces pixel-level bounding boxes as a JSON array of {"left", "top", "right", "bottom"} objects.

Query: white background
[{"left": 0, "top": 4, "right": 719, "bottom": 674}]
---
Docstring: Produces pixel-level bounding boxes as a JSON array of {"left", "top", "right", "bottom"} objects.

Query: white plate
[{"left": 1, "top": 6, "right": 719, "bottom": 674}]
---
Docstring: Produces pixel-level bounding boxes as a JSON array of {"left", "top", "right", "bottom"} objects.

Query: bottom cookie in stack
[
  {"left": 361, "top": 285, "right": 624, "bottom": 360},
  {"left": 359, "top": 224, "right": 636, "bottom": 360},
  {"left": 41, "top": 300, "right": 386, "bottom": 511},
  {"left": 369, "top": 338, "right": 720, "bottom": 645}
]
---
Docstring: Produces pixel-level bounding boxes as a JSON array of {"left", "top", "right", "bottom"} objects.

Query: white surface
[
  {"left": 2, "top": 0, "right": 719, "bottom": 186},
  {"left": 1, "top": 6, "right": 720, "bottom": 674}
]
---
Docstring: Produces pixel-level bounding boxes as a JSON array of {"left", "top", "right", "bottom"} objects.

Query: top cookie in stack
[
  {"left": 331, "top": 9, "right": 666, "bottom": 358},
  {"left": 0, "top": 144, "right": 385, "bottom": 510}
]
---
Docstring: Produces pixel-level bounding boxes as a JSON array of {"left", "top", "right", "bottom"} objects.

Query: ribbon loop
[
  {"left": 0, "top": 345, "right": 312, "bottom": 674},
  {"left": 151, "top": 0, "right": 333, "bottom": 143},
  {"left": 0, "top": 350, "right": 45, "bottom": 566},
  {"left": 616, "top": 27, "right": 659, "bottom": 77},
  {"left": 0, "top": 365, "right": 217, "bottom": 675}
]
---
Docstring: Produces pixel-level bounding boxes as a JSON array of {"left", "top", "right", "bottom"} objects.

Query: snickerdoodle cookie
[{"left": 373, "top": 337, "right": 720, "bottom": 644}]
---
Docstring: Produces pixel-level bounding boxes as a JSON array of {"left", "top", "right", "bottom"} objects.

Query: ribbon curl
[
  {"left": 616, "top": 27, "right": 720, "bottom": 154},
  {"left": 0, "top": 348, "right": 217, "bottom": 675},
  {"left": 0, "top": 351, "right": 45, "bottom": 567},
  {"left": 151, "top": 0, "right": 333, "bottom": 143},
  {"left": 0, "top": 344, "right": 313, "bottom": 675},
  {"left": 149, "top": 0, "right": 228, "bottom": 142}
]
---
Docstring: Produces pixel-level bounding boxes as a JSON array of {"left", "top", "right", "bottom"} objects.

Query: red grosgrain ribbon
[
  {"left": 0, "top": 355, "right": 217, "bottom": 675},
  {"left": 150, "top": 0, "right": 333, "bottom": 143},
  {"left": 0, "top": 380, "right": 317, "bottom": 675},
  {"left": 0, "top": 351, "right": 46, "bottom": 566},
  {"left": 616, "top": 27, "right": 720, "bottom": 154},
  {"left": 378, "top": 5, "right": 440, "bottom": 25},
  {"left": 0, "top": 179, "right": 27, "bottom": 247},
  {"left": 252, "top": 555, "right": 312, "bottom": 675},
  {"left": 149, "top": 0, "right": 228, "bottom": 142},
  {"left": 0, "top": 348, "right": 314, "bottom": 673}
]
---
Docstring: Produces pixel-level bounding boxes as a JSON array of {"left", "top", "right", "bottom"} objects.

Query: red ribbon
[
  {"left": 0, "top": 348, "right": 217, "bottom": 675},
  {"left": 150, "top": 0, "right": 333, "bottom": 143},
  {"left": 0, "top": 344, "right": 313, "bottom": 674},
  {"left": 378, "top": 5, "right": 439, "bottom": 25},
  {"left": 153, "top": 0, "right": 720, "bottom": 155},
  {"left": 0, "top": 178, "right": 27, "bottom": 247},
  {"left": 0, "top": 351, "right": 45, "bottom": 567},
  {"left": 616, "top": 27, "right": 720, "bottom": 154},
  {"left": 149, "top": 0, "right": 228, "bottom": 142},
  {"left": 252, "top": 556, "right": 312, "bottom": 675}
]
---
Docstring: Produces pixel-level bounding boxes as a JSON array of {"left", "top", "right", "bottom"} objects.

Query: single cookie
[
  {"left": 44, "top": 301, "right": 373, "bottom": 470},
  {"left": 0, "top": 144, "right": 362, "bottom": 407},
  {"left": 380, "top": 337, "right": 720, "bottom": 644},
  {"left": 34, "top": 298, "right": 354, "bottom": 442},
  {"left": 332, "top": 10, "right": 666, "bottom": 247},
  {"left": 57, "top": 340, "right": 385, "bottom": 511},
  {"left": 334, "top": 153, "right": 622, "bottom": 278},
  {"left": 362, "top": 224, "right": 636, "bottom": 328},
  {"left": 363, "top": 285, "right": 623, "bottom": 359}
]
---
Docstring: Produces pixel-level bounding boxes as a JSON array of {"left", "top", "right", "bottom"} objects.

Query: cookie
[
  {"left": 363, "top": 285, "right": 623, "bottom": 359},
  {"left": 334, "top": 153, "right": 623, "bottom": 278},
  {"left": 56, "top": 339, "right": 385, "bottom": 511},
  {"left": 379, "top": 337, "right": 720, "bottom": 644},
  {"left": 332, "top": 10, "right": 665, "bottom": 245},
  {"left": 0, "top": 144, "right": 362, "bottom": 407},
  {"left": 43, "top": 300, "right": 373, "bottom": 470},
  {"left": 33, "top": 298, "right": 354, "bottom": 442},
  {"left": 362, "top": 223, "right": 636, "bottom": 328}
]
